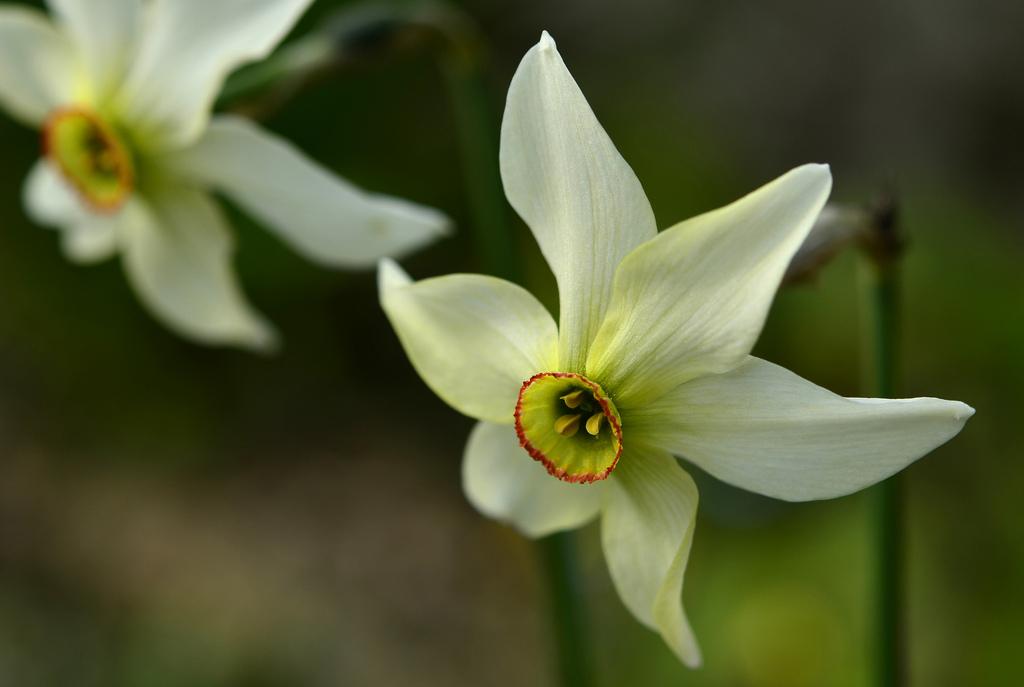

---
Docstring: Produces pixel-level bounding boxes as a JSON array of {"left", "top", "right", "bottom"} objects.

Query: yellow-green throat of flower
[
  {"left": 43, "top": 106, "right": 134, "bottom": 212},
  {"left": 515, "top": 372, "right": 623, "bottom": 484}
]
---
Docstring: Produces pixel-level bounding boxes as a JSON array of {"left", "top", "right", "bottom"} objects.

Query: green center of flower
[
  {"left": 43, "top": 107, "right": 134, "bottom": 212},
  {"left": 514, "top": 372, "right": 623, "bottom": 484}
]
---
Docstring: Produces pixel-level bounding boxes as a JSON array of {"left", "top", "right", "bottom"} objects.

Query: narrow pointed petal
[
  {"left": 115, "top": 0, "right": 312, "bottom": 148},
  {"left": 632, "top": 357, "right": 974, "bottom": 501},
  {"left": 587, "top": 164, "right": 832, "bottom": 407},
  {"left": 602, "top": 448, "right": 702, "bottom": 667},
  {"left": 500, "top": 31, "right": 656, "bottom": 371},
  {"left": 47, "top": 0, "right": 140, "bottom": 101},
  {"left": 379, "top": 259, "right": 558, "bottom": 424},
  {"left": 0, "top": 7, "right": 75, "bottom": 126},
  {"left": 121, "top": 188, "right": 277, "bottom": 351},
  {"left": 464, "top": 421, "right": 605, "bottom": 538},
  {"left": 164, "top": 116, "right": 448, "bottom": 266}
]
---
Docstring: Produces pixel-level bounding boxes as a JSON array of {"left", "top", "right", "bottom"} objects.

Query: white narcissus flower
[
  {"left": 380, "top": 32, "right": 973, "bottom": 667},
  {"left": 0, "top": 0, "right": 449, "bottom": 350}
]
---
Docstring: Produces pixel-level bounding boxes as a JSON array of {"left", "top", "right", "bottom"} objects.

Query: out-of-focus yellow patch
[{"left": 44, "top": 107, "right": 134, "bottom": 212}]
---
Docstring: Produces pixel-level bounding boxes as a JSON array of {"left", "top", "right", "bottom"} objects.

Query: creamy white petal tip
[
  {"left": 378, "top": 257, "right": 412, "bottom": 292},
  {"left": 463, "top": 421, "right": 604, "bottom": 538},
  {"left": 378, "top": 260, "right": 558, "bottom": 424},
  {"left": 165, "top": 116, "right": 449, "bottom": 267},
  {"left": 500, "top": 29, "right": 656, "bottom": 371},
  {"left": 602, "top": 449, "right": 702, "bottom": 667},
  {"left": 633, "top": 357, "right": 974, "bottom": 501},
  {"left": 586, "top": 163, "right": 832, "bottom": 405},
  {"left": 121, "top": 189, "right": 278, "bottom": 353}
]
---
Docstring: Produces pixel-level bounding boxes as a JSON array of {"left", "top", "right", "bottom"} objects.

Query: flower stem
[
  {"left": 539, "top": 532, "right": 594, "bottom": 687},
  {"left": 860, "top": 199, "right": 905, "bottom": 687},
  {"left": 441, "top": 53, "right": 519, "bottom": 282}
]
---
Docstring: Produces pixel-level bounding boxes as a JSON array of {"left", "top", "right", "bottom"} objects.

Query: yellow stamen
[
  {"left": 554, "top": 413, "right": 582, "bottom": 437},
  {"left": 585, "top": 413, "right": 604, "bottom": 436},
  {"left": 560, "top": 389, "right": 586, "bottom": 409}
]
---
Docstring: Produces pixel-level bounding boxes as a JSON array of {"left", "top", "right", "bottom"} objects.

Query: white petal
[
  {"left": 163, "top": 116, "right": 449, "bottom": 266},
  {"left": 463, "top": 421, "right": 604, "bottom": 538},
  {"left": 120, "top": 188, "right": 277, "bottom": 351},
  {"left": 24, "top": 159, "right": 85, "bottom": 227},
  {"left": 379, "top": 259, "right": 558, "bottom": 424},
  {"left": 601, "top": 448, "right": 702, "bottom": 667},
  {"left": 115, "top": 0, "right": 312, "bottom": 148},
  {"left": 61, "top": 220, "right": 119, "bottom": 264},
  {"left": 587, "top": 164, "right": 832, "bottom": 408},
  {"left": 0, "top": 6, "right": 75, "bottom": 125},
  {"left": 47, "top": 0, "right": 140, "bottom": 101},
  {"left": 24, "top": 159, "right": 119, "bottom": 263},
  {"left": 632, "top": 357, "right": 974, "bottom": 501},
  {"left": 500, "top": 31, "right": 656, "bottom": 372}
]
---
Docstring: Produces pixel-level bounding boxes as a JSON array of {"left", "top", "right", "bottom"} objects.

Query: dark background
[{"left": 0, "top": 0, "right": 1020, "bottom": 685}]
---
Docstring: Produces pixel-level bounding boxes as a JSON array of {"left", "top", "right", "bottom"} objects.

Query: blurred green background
[{"left": 0, "top": 0, "right": 1020, "bottom": 685}]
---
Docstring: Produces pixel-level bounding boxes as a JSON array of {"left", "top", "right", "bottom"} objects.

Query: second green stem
[
  {"left": 864, "top": 255, "right": 905, "bottom": 687},
  {"left": 539, "top": 532, "right": 594, "bottom": 687}
]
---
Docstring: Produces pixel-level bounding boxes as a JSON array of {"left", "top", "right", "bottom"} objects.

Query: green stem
[
  {"left": 861, "top": 206, "right": 905, "bottom": 687},
  {"left": 874, "top": 472, "right": 904, "bottom": 687},
  {"left": 441, "top": 54, "right": 519, "bottom": 282},
  {"left": 539, "top": 532, "right": 594, "bottom": 687}
]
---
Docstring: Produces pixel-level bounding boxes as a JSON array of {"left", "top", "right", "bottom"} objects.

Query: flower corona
[
  {"left": 515, "top": 372, "right": 623, "bottom": 483},
  {"left": 43, "top": 106, "right": 134, "bottom": 211}
]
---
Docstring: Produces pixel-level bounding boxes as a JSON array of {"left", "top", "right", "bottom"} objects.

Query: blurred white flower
[
  {"left": 380, "top": 31, "right": 973, "bottom": 667},
  {"left": 0, "top": 0, "right": 449, "bottom": 350}
]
